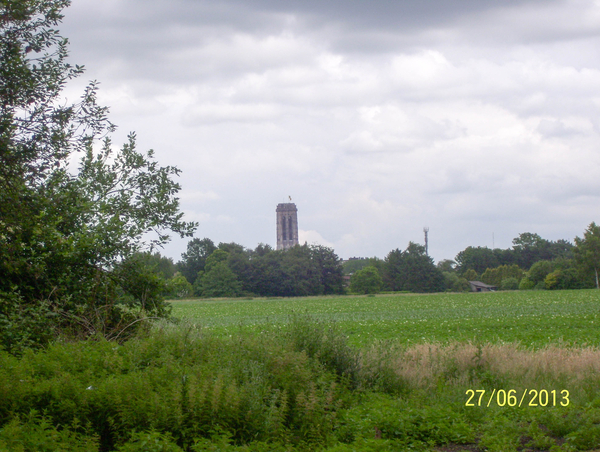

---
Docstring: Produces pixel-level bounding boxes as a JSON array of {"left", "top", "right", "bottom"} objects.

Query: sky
[{"left": 59, "top": 0, "right": 600, "bottom": 263}]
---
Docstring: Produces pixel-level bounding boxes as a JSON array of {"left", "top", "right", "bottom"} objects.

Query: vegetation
[
  {"left": 383, "top": 242, "right": 445, "bottom": 293},
  {"left": 2, "top": 310, "right": 600, "bottom": 451},
  {"left": 574, "top": 222, "right": 600, "bottom": 289},
  {"left": 169, "top": 290, "right": 600, "bottom": 348},
  {"left": 2, "top": 1, "right": 600, "bottom": 450},
  {"left": 0, "top": 0, "right": 195, "bottom": 353},
  {"left": 349, "top": 266, "right": 383, "bottom": 294},
  {"left": 178, "top": 241, "right": 345, "bottom": 298}
]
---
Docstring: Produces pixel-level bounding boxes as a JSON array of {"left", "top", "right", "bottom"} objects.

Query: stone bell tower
[{"left": 276, "top": 202, "right": 299, "bottom": 250}]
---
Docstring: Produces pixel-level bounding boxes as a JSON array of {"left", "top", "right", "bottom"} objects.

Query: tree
[
  {"left": 480, "top": 264, "right": 524, "bottom": 287},
  {"left": 218, "top": 242, "right": 246, "bottom": 254},
  {"left": 178, "top": 238, "right": 217, "bottom": 284},
  {"left": 512, "top": 233, "right": 573, "bottom": 269},
  {"left": 500, "top": 277, "right": 519, "bottom": 291},
  {"left": 544, "top": 269, "right": 580, "bottom": 291},
  {"left": 384, "top": 242, "right": 445, "bottom": 293},
  {"left": 350, "top": 266, "right": 383, "bottom": 294},
  {"left": 309, "top": 244, "right": 345, "bottom": 295},
  {"left": 527, "top": 260, "right": 555, "bottom": 285},
  {"left": 437, "top": 259, "right": 456, "bottom": 273},
  {"left": 455, "top": 247, "right": 499, "bottom": 275},
  {"left": 343, "top": 258, "right": 370, "bottom": 275},
  {"left": 574, "top": 222, "right": 600, "bottom": 289},
  {"left": 442, "top": 272, "right": 471, "bottom": 292},
  {"left": 0, "top": 0, "right": 196, "bottom": 351},
  {"left": 166, "top": 272, "right": 193, "bottom": 299},
  {"left": 195, "top": 262, "right": 242, "bottom": 298}
]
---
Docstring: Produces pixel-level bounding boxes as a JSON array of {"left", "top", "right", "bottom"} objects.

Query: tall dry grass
[{"left": 360, "top": 342, "right": 600, "bottom": 395}]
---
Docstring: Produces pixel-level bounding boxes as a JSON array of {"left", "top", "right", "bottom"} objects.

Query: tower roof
[{"left": 276, "top": 203, "right": 297, "bottom": 212}]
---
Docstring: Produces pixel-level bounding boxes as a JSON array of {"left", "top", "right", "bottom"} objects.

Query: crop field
[{"left": 169, "top": 289, "right": 600, "bottom": 348}]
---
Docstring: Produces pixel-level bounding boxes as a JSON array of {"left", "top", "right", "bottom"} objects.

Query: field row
[{"left": 169, "top": 289, "right": 600, "bottom": 348}]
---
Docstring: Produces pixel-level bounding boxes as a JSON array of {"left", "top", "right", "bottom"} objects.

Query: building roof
[{"left": 468, "top": 281, "right": 497, "bottom": 289}]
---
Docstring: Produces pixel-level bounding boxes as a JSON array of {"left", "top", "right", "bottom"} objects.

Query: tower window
[{"left": 282, "top": 216, "right": 287, "bottom": 241}]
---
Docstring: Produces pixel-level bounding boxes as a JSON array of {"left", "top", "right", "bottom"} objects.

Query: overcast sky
[{"left": 60, "top": 0, "right": 600, "bottom": 263}]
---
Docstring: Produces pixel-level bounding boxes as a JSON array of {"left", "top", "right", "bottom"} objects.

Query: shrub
[
  {"left": 0, "top": 412, "right": 99, "bottom": 452},
  {"left": 165, "top": 273, "right": 193, "bottom": 299},
  {"left": 195, "top": 263, "right": 242, "bottom": 298},
  {"left": 116, "top": 431, "right": 183, "bottom": 452},
  {"left": 350, "top": 266, "right": 383, "bottom": 294},
  {"left": 0, "top": 292, "right": 57, "bottom": 355},
  {"left": 518, "top": 277, "right": 535, "bottom": 290},
  {"left": 443, "top": 272, "right": 471, "bottom": 292},
  {"left": 528, "top": 260, "right": 555, "bottom": 284},
  {"left": 336, "top": 393, "right": 473, "bottom": 447},
  {"left": 500, "top": 277, "right": 519, "bottom": 291},
  {"left": 285, "top": 313, "right": 360, "bottom": 386}
]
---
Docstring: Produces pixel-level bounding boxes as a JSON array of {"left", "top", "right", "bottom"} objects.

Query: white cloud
[{"left": 298, "top": 230, "right": 334, "bottom": 248}]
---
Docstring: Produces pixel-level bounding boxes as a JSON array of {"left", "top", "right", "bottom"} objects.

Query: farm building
[{"left": 468, "top": 281, "right": 497, "bottom": 292}]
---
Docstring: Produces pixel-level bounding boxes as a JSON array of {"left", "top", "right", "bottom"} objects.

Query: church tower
[{"left": 276, "top": 203, "right": 299, "bottom": 250}]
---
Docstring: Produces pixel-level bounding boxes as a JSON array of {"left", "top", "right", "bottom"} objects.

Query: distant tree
[
  {"left": 512, "top": 233, "right": 573, "bottom": 269},
  {"left": 166, "top": 272, "right": 193, "bottom": 299},
  {"left": 455, "top": 247, "right": 499, "bottom": 275},
  {"left": 527, "top": 260, "right": 555, "bottom": 285},
  {"left": 196, "top": 262, "right": 242, "bottom": 298},
  {"left": 492, "top": 248, "right": 517, "bottom": 267},
  {"left": 249, "top": 251, "right": 286, "bottom": 296},
  {"left": 519, "top": 277, "right": 535, "bottom": 290},
  {"left": 178, "top": 238, "right": 217, "bottom": 284},
  {"left": 480, "top": 264, "right": 524, "bottom": 287},
  {"left": 280, "top": 245, "right": 323, "bottom": 296},
  {"left": 442, "top": 272, "right": 470, "bottom": 292},
  {"left": 500, "top": 277, "right": 519, "bottom": 291},
  {"left": 512, "top": 233, "right": 547, "bottom": 269},
  {"left": 141, "top": 252, "right": 176, "bottom": 279},
  {"left": 252, "top": 243, "right": 273, "bottom": 257},
  {"left": 462, "top": 269, "right": 478, "bottom": 281},
  {"left": 205, "top": 249, "right": 230, "bottom": 270},
  {"left": 384, "top": 242, "right": 445, "bottom": 293},
  {"left": 544, "top": 269, "right": 581, "bottom": 291},
  {"left": 366, "top": 257, "right": 386, "bottom": 277},
  {"left": 350, "top": 266, "right": 383, "bottom": 294},
  {"left": 574, "top": 222, "right": 600, "bottom": 289},
  {"left": 227, "top": 249, "right": 253, "bottom": 293},
  {"left": 437, "top": 259, "right": 457, "bottom": 273},
  {"left": 218, "top": 242, "right": 246, "bottom": 254},
  {"left": 245, "top": 245, "right": 322, "bottom": 297},
  {"left": 343, "top": 258, "right": 371, "bottom": 275},
  {"left": 309, "top": 245, "right": 345, "bottom": 295}
]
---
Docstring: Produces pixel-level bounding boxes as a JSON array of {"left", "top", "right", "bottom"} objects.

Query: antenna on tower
[{"left": 423, "top": 227, "right": 429, "bottom": 256}]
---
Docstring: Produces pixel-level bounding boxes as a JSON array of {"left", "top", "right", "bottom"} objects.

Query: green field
[{"left": 170, "top": 289, "right": 600, "bottom": 348}]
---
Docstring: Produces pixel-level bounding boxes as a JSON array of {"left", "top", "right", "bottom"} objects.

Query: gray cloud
[{"left": 57, "top": 0, "right": 600, "bottom": 262}]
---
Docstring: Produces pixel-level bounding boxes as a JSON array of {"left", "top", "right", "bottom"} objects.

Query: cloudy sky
[{"left": 60, "top": 0, "right": 600, "bottom": 263}]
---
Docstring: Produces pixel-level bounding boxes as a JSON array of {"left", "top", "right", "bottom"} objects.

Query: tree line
[
  {"left": 345, "top": 227, "right": 600, "bottom": 294},
  {"left": 138, "top": 239, "right": 346, "bottom": 298},
  {"left": 124, "top": 223, "right": 600, "bottom": 300}
]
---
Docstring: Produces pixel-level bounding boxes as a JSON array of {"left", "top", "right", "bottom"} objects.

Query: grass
[
  {"left": 3, "top": 290, "right": 600, "bottom": 451},
  {"left": 169, "top": 289, "right": 600, "bottom": 348},
  {"left": 3, "top": 313, "right": 600, "bottom": 451}
]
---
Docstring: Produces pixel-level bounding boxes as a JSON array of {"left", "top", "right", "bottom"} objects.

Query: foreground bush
[{"left": 2, "top": 315, "right": 600, "bottom": 451}]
